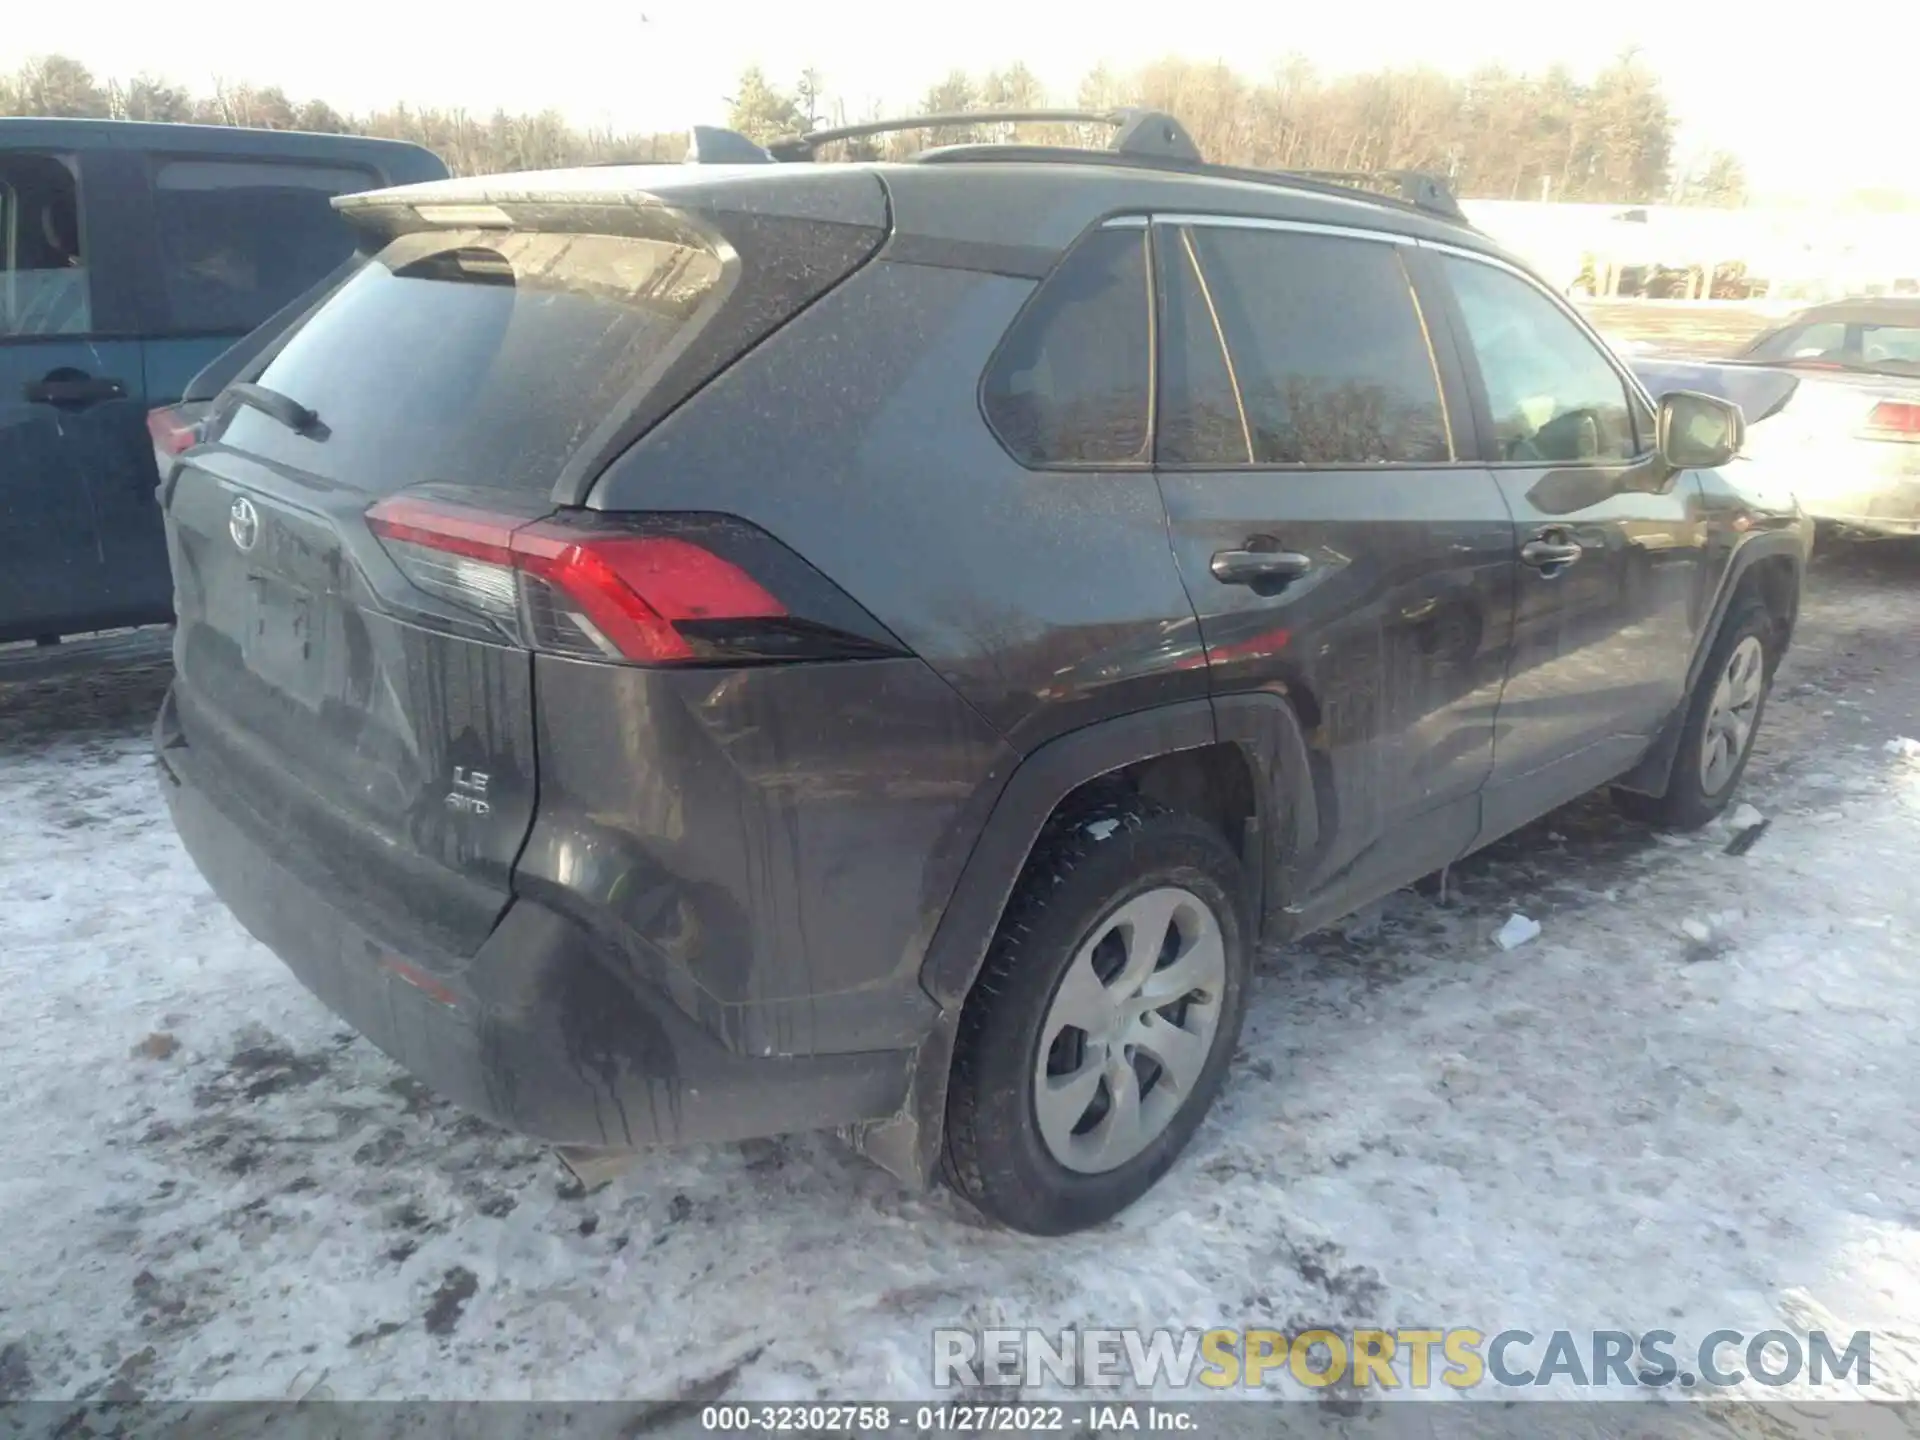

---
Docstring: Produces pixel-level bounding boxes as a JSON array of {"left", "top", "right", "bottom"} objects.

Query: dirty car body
[
  {"left": 154, "top": 122, "right": 1809, "bottom": 1230},
  {"left": 1635, "top": 297, "right": 1920, "bottom": 537}
]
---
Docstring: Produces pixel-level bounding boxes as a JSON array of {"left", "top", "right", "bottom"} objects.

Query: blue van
[{"left": 0, "top": 119, "right": 445, "bottom": 646}]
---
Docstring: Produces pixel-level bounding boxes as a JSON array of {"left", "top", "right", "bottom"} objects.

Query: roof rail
[
  {"left": 679, "top": 110, "right": 1468, "bottom": 225},
  {"left": 914, "top": 145, "right": 1470, "bottom": 225},
  {"left": 1288, "top": 169, "right": 1467, "bottom": 222},
  {"left": 680, "top": 108, "right": 1203, "bottom": 165}
]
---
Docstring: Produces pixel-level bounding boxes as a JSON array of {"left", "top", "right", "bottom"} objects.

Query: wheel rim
[
  {"left": 1032, "top": 885, "right": 1227, "bottom": 1175},
  {"left": 1700, "top": 634, "right": 1765, "bottom": 796}
]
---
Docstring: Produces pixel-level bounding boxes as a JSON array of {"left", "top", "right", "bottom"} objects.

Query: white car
[{"left": 1636, "top": 298, "right": 1920, "bottom": 537}]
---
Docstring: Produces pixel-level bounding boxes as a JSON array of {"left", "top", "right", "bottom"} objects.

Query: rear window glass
[
  {"left": 982, "top": 228, "right": 1151, "bottom": 467},
  {"left": 219, "top": 229, "right": 726, "bottom": 494}
]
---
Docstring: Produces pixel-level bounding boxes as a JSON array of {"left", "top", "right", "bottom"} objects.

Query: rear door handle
[
  {"left": 25, "top": 375, "right": 127, "bottom": 406},
  {"left": 1520, "top": 538, "right": 1583, "bottom": 570},
  {"left": 1211, "top": 546, "right": 1313, "bottom": 586}
]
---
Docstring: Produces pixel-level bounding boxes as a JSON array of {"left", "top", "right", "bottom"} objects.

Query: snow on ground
[{"left": 2, "top": 546, "right": 1918, "bottom": 1416}]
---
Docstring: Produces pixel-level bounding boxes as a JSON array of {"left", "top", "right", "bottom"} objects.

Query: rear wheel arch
[
  {"left": 918, "top": 694, "right": 1320, "bottom": 1009},
  {"left": 850, "top": 695, "right": 1320, "bottom": 1189}
]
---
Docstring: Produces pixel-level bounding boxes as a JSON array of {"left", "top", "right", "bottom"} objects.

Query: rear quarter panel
[
  {"left": 573, "top": 257, "right": 1212, "bottom": 1048},
  {"left": 588, "top": 257, "right": 1210, "bottom": 753}
]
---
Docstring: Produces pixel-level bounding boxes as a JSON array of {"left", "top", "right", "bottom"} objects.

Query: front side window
[
  {"left": 982, "top": 227, "right": 1151, "bottom": 466},
  {"left": 0, "top": 152, "right": 90, "bottom": 337},
  {"left": 1163, "top": 225, "right": 1451, "bottom": 466},
  {"left": 1442, "top": 255, "right": 1637, "bottom": 464},
  {"left": 152, "top": 158, "right": 374, "bottom": 335}
]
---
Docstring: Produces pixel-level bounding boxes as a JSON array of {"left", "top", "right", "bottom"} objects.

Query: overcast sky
[{"left": 11, "top": 0, "right": 1910, "bottom": 203}]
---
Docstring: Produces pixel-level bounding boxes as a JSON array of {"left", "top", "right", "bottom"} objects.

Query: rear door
[
  {"left": 1425, "top": 247, "right": 1708, "bottom": 842},
  {"left": 0, "top": 146, "right": 152, "bottom": 642},
  {"left": 1150, "top": 217, "right": 1518, "bottom": 917}
]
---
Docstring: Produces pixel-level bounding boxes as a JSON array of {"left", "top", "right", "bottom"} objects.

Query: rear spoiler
[{"left": 331, "top": 166, "right": 889, "bottom": 247}]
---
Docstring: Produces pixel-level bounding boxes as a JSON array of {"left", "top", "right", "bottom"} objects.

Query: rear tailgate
[
  {"left": 163, "top": 462, "right": 542, "bottom": 956},
  {"left": 162, "top": 168, "right": 888, "bottom": 958}
]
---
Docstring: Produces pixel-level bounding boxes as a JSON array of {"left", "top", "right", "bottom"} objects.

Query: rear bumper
[
  {"left": 155, "top": 688, "right": 916, "bottom": 1151},
  {"left": 1791, "top": 447, "right": 1920, "bottom": 534}
]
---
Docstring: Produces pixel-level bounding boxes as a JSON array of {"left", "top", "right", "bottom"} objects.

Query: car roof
[
  {"left": 1785, "top": 296, "right": 1920, "bottom": 325},
  {"left": 347, "top": 154, "right": 1517, "bottom": 271},
  {"left": 874, "top": 157, "right": 1503, "bottom": 257},
  {"left": 0, "top": 116, "right": 446, "bottom": 181}
]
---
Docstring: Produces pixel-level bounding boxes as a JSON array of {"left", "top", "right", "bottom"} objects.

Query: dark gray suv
[{"left": 154, "top": 110, "right": 1808, "bottom": 1235}]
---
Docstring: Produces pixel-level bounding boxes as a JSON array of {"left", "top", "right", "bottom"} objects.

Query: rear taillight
[
  {"left": 147, "top": 406, "right": 201, "bottom": 457},
  {"left": 1862, "top": 400, "right": 1920, "bottom": 441},
  {"left": 366, "top": 496, "right": 901, "bottom": 666}
]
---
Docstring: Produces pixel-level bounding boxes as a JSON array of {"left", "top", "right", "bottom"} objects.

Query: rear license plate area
[{"left": 242, "top": 576, "right": 325, "bottom": 707}]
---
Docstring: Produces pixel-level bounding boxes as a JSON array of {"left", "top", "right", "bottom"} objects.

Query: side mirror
[{"left": 1657, "top": 390, "right": 1745, "bottom": 470}]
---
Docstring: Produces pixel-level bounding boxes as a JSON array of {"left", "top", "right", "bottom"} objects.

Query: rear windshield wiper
[{"left": 227, "top": 382, "right": 322, "bottom": 437}]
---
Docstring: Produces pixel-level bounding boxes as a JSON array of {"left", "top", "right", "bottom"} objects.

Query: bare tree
[
  {"left": 726, "top": 66, "right": 805, "bottom": 144},
  {"left": 0, "top": 51, "right": 1687, "bottom": 200},
  {"left": 8, "top": 55, "right": 106, "bottom": 117}
]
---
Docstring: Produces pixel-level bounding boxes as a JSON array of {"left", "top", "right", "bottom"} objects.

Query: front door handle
[
  {"left": 1211, "top": 546, "right": 1313, "bottom": 587},
  {"left": 25, "top": 375, "right": 127, "bottom": 406},
  {"left": 1520, "top": 536, "right": 1583, "bottom": 570}
]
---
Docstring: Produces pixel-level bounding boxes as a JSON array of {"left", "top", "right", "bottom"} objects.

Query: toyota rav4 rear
[
  {"left": 159, "top": 133, "right": 1795, "bottom": 1239},
  {"left": 156, "top": 165, "right": 1014, "bottom": 1169}
]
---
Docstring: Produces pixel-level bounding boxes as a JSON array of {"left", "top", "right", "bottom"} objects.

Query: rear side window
[
  {"left": 1170, "top": 227, "right": 1452, "bottom": 466},
  {"left": 152, "top": 158, "right": 375, "bottom": 335},
  {"left": 219, "top": 228, "right": 726, "bottom": 495},
  {"left": 1860, "top": 324, "right": 1920, "bottom": 368},
  {"left": 983, "top": 228, "right": 1151, "bottom": 466},
  {"left": 1157, "top": 226, "right": 1253, "bottom": 465},
  {"left": 1441, "top": 255, "right": 1637, "bottom": 464},
  {"left": 1744, "top": 320, "right": 1845, "bottom": 362}
]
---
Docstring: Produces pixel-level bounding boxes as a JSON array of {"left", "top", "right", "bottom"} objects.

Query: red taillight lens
[
  {"left": 146, "top": 406, "right": 201, "bottom": 457},
  {"left": 366, "top": 496, "right": 789, "bottom": 664},
  {"left": 1863, "top": 400, "right": 1920, "bottom": 440}
]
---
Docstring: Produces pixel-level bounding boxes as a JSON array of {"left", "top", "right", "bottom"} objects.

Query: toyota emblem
[{"left": 229, "top": 496, "right": 260, "bottom": 552}]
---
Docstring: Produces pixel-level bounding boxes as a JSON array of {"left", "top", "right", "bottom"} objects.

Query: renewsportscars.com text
[{"left": 932, "top": 1327, "right": 1872, "bottom": 1391}]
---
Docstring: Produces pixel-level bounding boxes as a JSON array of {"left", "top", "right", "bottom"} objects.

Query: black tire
[
  {"left": 942, "top": 795, "right": 1251, "bottom": 1235},
  {"left": 1613, "top": 599, "right": 1776, "bottom": 831}
]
